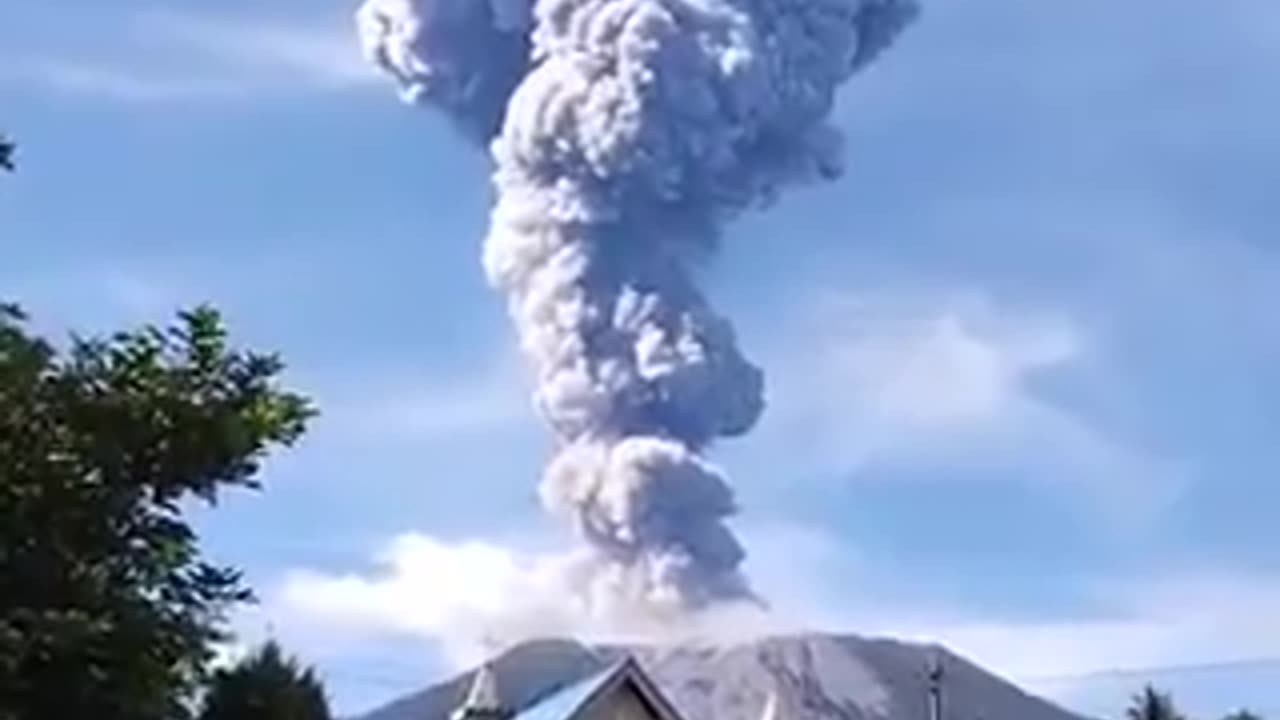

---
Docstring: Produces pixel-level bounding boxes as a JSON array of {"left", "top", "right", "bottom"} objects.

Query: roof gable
[{"left": 513, "top": 658, "right": 683, "bottom": 720}]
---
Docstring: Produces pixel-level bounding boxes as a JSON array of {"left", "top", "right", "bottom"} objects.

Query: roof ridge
[{"left": 512, "top": 654, "right": 683, "bottom": 720}]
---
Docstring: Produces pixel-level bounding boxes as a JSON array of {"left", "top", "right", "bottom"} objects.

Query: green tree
[
  {"left": 1, "top": 134, "right": 14, "bottom": 171},
  {"left": 1126, "top": 685, "right": 1185, "bottom": 720},
  {"left": 1222, "top": 711, "right": 1264, "bottom": 720},
  {"left": 198, "top": 641, "right": 331, "bottom": 720},
  {"left": 0, "top": 305, "right": 313, "bottom": 720}
]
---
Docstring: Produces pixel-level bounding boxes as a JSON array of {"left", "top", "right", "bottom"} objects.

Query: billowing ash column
[{"left": 357, "top": 0, "right": 917, "bottom": 614}]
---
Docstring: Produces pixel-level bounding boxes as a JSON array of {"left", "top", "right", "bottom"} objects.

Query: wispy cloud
[
  {"left": 261, "top": 531, "right": 783, "bottom": 669},
  {"left": 756, "top": 288, "right": 1182, "bottom": 518},
  {"left": 254, "top": 522, "right": 1280, "bottom": 719},
  {"left": 8, "top": 59, "right": 243, "bottom": 102},
  {"left": 5, "top": 9, "right": 375, "bottom": 102},
  {"left": 805, "top": 290, "right": 1079, "bottom": 431},
  {"left": 937, "top": 572, "right": 1280, "bottom": 715},
  {"left": 4, "top": 263, "right": 218, "bottom": 337},
  {"left": 137, "top": 11, "right": 376, "bottom": 91},
  {"left": 311, "top": 356, "right": 533, "bottom": 442},
  {"left": 274, "top": 534, "right": 575, "bottom": 665}
]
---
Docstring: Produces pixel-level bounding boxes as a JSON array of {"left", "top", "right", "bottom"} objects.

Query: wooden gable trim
[
  {"left": 616, "top": 657, "right": 685, "bottom": 720},
  {"left": 567, "top": 657, "right": 685, "bottom": 720}
]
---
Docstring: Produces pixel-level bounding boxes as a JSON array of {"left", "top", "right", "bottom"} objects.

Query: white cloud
[
  {"left": 811, "top": 290, "right": 1078, "bottom": 430},
  {"left": 930, "top": 572, "right": 1280, "bottom": 706},
  {"left": 137, "top": 11, "right": 376, "bottom": 91},
  {"left": 255, "top": 523, "right": 899, "bottom": 671},
  {"left": 769, "top": 289, "right": 1076, "bottom": 446},
  {"left": 263, "top": 532, "right": 791, "bottom": 668},
  {"left": 757, "top": 289, "right": 1181, "bottom": 518},
  {"left": 256, "top": 523, "right": 1280, "bottom": 713},
  {"left": 3, "top": 264, "right": 217, "bottom": 338},
  {"left": 9, "top": 59, "right": 244, "bottom": 102},
  {"left": 745, "top": 527, "right": 1280, "bottom": 689},
  {"left": 5, "top": 10, "right": 375, "bottom": 102},
  {"left": 275, "top": 534, "right": 573, "bottom": 665}
]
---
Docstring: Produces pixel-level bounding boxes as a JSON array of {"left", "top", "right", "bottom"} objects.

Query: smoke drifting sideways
[{"left": 357, "top": 0, "right": 917, "bottom": 617}]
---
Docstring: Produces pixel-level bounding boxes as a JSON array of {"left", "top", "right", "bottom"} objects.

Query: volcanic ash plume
[{"left": 357, "top": 0, "right": 917, "bottom": 613}]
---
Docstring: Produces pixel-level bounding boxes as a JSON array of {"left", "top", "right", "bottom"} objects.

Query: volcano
[{"left": 354, "top": 633, "right": 1087, "bottom": 720}]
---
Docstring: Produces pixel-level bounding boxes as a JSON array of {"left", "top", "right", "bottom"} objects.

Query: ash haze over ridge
[
  {"left": 356, "top": 0, "right": 917, "bottom": 617},
  {"left": 355, "top": 634, "right": 1089, "bottom": 720}
]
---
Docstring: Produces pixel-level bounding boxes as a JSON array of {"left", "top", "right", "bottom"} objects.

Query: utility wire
[{"left": 1018, "top": 655, "right": 1280, "bottom": 683}]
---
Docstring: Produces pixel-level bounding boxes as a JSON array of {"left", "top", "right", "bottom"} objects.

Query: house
[{"left": 449, "top": 655, "right": 797, "bottom": 720}]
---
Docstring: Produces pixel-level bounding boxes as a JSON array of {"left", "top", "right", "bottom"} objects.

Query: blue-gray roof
[{"left": 513, "top": 662, "right": 625, "bottom": 720}]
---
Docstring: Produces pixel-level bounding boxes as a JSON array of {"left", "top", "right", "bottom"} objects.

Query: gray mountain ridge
[{"left": 354, "top": 633, "right": 1090, "bottom": 720}]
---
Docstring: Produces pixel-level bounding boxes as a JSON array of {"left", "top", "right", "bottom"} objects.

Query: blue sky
[{"left": 3, "top": 0, "right": 1279, "bottom": 717}]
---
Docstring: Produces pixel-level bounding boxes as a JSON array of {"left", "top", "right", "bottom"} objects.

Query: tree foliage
[
  {"left": 1126, "top": 686, "right": 1185, "bottom": 720},
  {"left": 1222, "top": 711, "right": 1264, "bottom": 720},
  {"left": 0, "top": 134, "right": 13, "bottom": 172},
  {"left": 198, "top": 641, "right": 331, "bottom": 720},
  {"left": 0, "top": 305, "right": 313, "bottom": 720}
]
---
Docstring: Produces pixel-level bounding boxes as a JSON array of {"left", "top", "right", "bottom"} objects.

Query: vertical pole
[{"left": 927, "top": 651, "right": 944, "bottom": 720}]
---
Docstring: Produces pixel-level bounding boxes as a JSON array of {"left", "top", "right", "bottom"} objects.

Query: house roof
[
  {"left": 453, "top": 663, "right": 504, "bottom": 720},
  {"left": 512, "top": 657, "right": 684, "bottom": 720}
]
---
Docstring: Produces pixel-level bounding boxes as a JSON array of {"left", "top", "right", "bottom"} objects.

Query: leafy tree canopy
[
  {"left": 0, "top": 305, "right": 313, "bottom": 720},
  {"left": 1, "top": 134, "right": 14, "bottom": 171},
  {"left": 199, "top": 641, "right": 332, "bottom": 720},
  {"left": 1126, "top": 685, "right": 1186, "bottom": 720}
]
